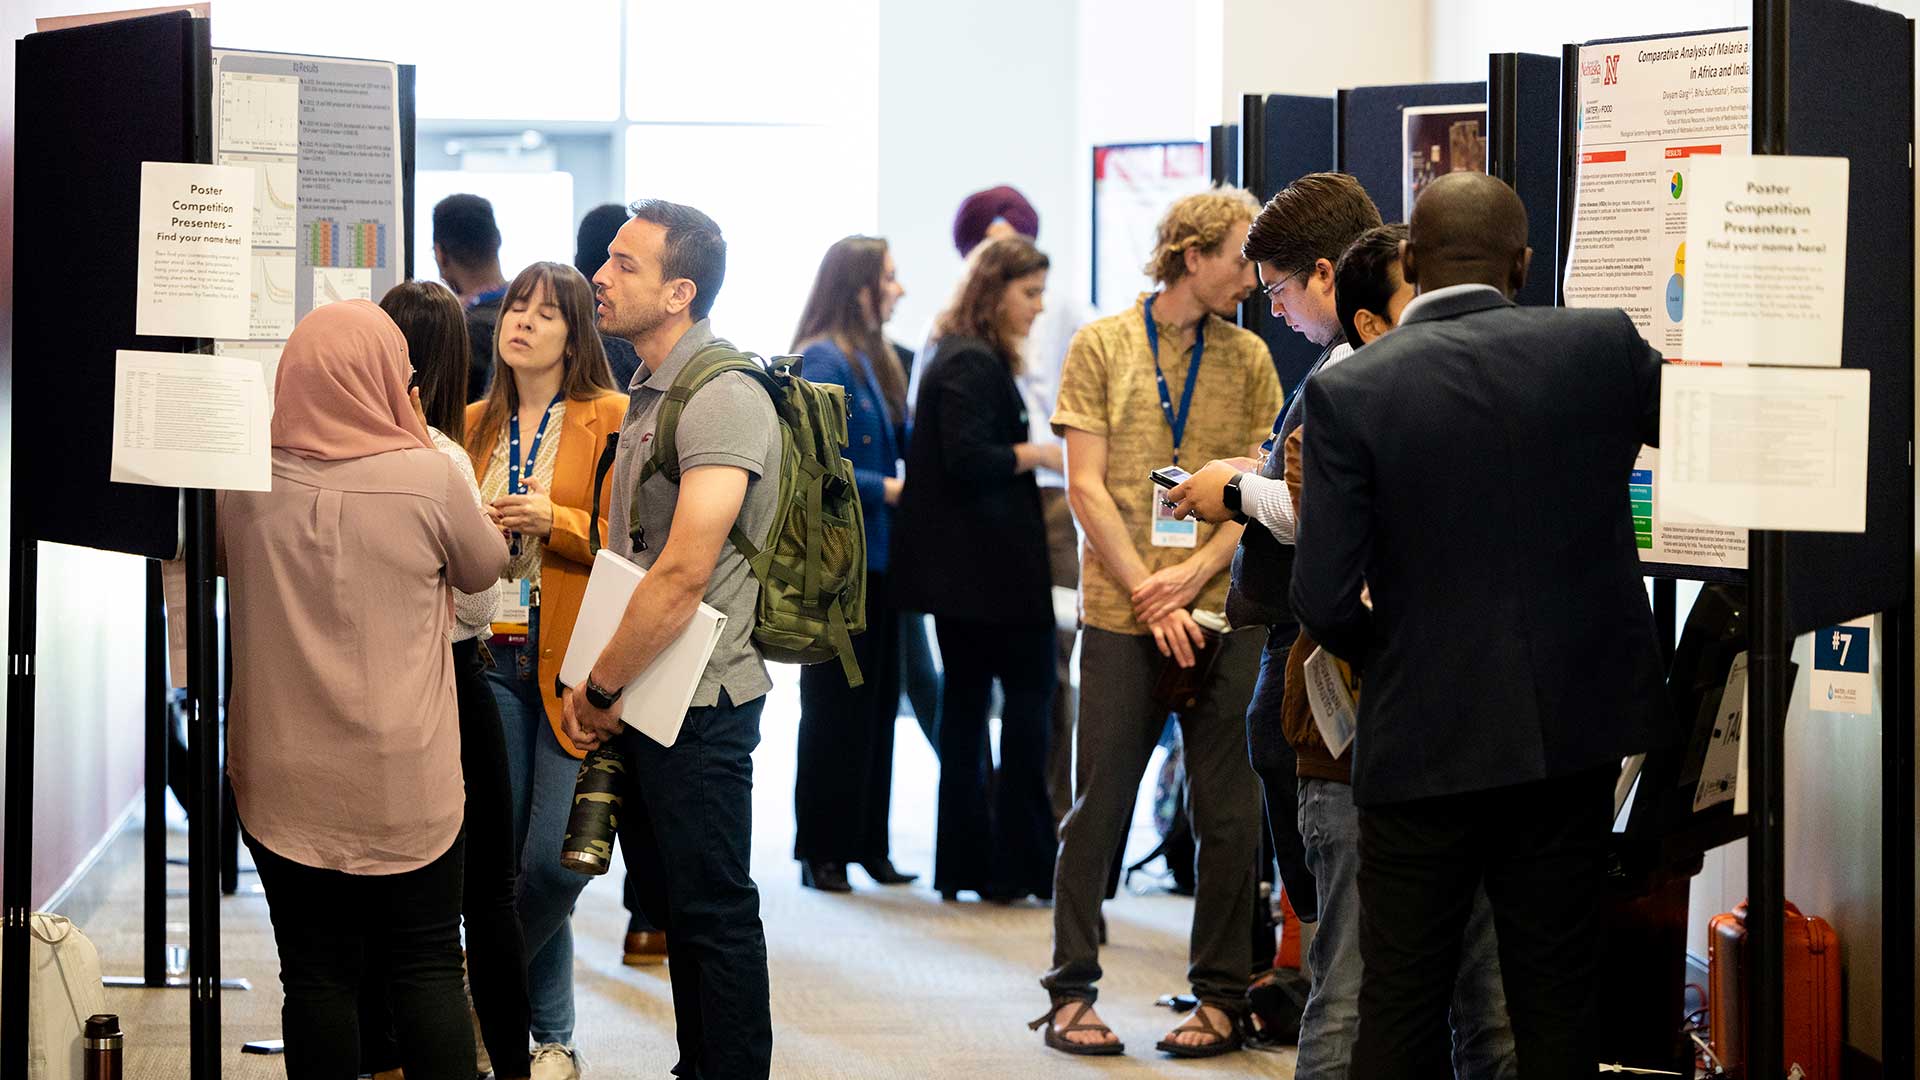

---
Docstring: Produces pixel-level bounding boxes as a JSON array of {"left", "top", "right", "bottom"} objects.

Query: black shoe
[
  {"left": 857, "top": 858, "right": 918, "bottom": 885},
  {"left": 800, "top": 860, "right": 852, "bottom": 892}
]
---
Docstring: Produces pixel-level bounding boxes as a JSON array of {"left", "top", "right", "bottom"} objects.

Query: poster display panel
[
  {"left": 1564, "top": 29, "right": 1752, "bottom": 571},
  {"left": 1402, "top": 104, "right": 1486, "bottom": 220},
  {"left": 1092, "top": 142, "right": 1209, "bottom": 313},
  {"left": 212, "top": 49, "right": 403, "bottom": 383}
]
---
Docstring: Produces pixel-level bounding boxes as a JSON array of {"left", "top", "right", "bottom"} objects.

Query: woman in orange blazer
[{"left": 463, "top": 260, "right": 627, "bottom": 1070}]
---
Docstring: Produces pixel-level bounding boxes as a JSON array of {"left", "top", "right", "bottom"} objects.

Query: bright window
[
  {"left": 211, "top": 1, "right": 622, "bottom": 121},
  {"left": 624, "top": 123, "right": 877, "bottom": 357},
  {"left": 413, "top": 171, "right": 577, "bottom": 289}
]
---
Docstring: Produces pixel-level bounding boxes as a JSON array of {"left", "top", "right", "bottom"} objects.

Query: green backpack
[{"left": 627, "top": 341, "right": 868, "bottom": 687}]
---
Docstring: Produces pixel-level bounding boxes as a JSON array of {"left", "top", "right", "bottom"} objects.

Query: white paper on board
[
  {"left": 1657, "top": 364, "right": 1870, "bottom": 533},
  {"left": 1683, "top": 156, "right": 1849, "bottom": 367},
  {"left": 250, "top": 252, "right": 296, "bottom": 339},
  {"left": 1695, "top": 651, "right": 1748, "bottom": 813},
  {"left": 213, "top": 340, "right": 286, "bottom": 416},
  {"left": 111, "top": 350, "right": 272, "bottom": 492},
  {"left": 135, "top": 162, "right": 254, "bottom": 339}
]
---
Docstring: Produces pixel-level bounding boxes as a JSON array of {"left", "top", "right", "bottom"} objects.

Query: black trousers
[
  {"left": 794, "top": 573, "right": 902, "bottom": 863},
  {"left": 248, "top": 829, "right": 473, "bottom": 1080},
  {"left": 619, "top": 690, "right": 773, "bottom": 1080},
  {"left": 1351, "top": 767, "right": 1614, "bottom": 1079},
  {"left": 932, "top": 616, "right": 1058, "bottom": 898},
  {"left": 359, "top": 639, "right": 532, "bottom": 1078}
]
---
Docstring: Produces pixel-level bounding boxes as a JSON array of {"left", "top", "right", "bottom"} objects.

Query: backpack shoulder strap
[
  {"left": 628, "top": 342, "right": 778, "bottom": 547},
  {"left": 588, "top": 431, "right": 620, "bottom": 555}
]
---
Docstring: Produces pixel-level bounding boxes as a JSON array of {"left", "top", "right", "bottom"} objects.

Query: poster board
[
  {"left": 1240, "top": 94, "right": 1337, "bottom": 395},
  {"left": 210, "top": 49, "right": 406, "bottom": 386},
  {"left": 1338, "top": 80, "right": 1486, "bottom": 226},
  {"left": 1401, "top": 104, "right": 1486, "bottom": 220},
  {"left": 1562, "top": 28, "right": 1753, "bottom": 574},
  {"left": 1091, "top": 141, "right": 1209, "bottom": 312},
  {"left": 12, "top": 11, "right": 209, "bottom": 558}
]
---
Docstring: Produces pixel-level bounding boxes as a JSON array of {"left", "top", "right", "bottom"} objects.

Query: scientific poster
[
  {"left": 212, "top": 50, "right": 403, "bottom": 360},
  {"left": 1564, "top": 29, "right": 1752, "bottom": 570},
  {"left": 1401, "top": 105, "right": 1486, "bottom": 220},
  {"left": 1093, "top": 142, "right": 1209, "bottom": 313}
]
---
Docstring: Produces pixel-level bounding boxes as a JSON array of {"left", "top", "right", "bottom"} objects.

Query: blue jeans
[
  {"left": 1295, "top": 778, "right": 1516, "bottom": 1080},
  {"left": 489, "top": 613, "right": 592, "bottom": 1047}
]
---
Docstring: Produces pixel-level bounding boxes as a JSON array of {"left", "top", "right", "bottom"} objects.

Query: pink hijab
[{"left": 272, "top": 299, "right": 433, "bottom": 460}]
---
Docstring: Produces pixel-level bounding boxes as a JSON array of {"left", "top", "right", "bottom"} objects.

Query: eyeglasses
[{"left": 1261, "top": 269, "right": 1309, "bottom": 302}]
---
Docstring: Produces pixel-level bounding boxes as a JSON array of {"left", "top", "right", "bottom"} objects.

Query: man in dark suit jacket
[{"left": 1289, "top": 172, "right": 1669, "bottom": 1078}]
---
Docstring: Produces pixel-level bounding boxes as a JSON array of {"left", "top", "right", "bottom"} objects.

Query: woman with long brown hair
[
  {"left": 463, "top": 261, "right": 625, "bottom": 1076},
  {"left": 788, "top": 236, "right": 914, "bottom": 893},
  {"left": 892, "top": 236, "right": 1061, "bottom": 903}
]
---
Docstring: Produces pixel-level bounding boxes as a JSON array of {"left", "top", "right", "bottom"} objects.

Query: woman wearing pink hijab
[{"left": 218, "top": 300, "right": 508, "bottom": 1078}]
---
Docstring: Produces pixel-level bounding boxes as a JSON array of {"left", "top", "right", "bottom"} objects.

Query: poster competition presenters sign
[
  {"left": 136, "top": 161, "right": 254, "bottom": 339},
  {"left": 1563, "top": 29, "right": 1751, "bottom": 571}
]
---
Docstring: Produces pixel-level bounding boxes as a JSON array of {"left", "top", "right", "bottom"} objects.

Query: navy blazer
[
  {"left": 1290, "top": 286, "right": 1671, "bottom": 806},
  {"left": 799, "top": 340, "right": 904, "bottom": 573}
]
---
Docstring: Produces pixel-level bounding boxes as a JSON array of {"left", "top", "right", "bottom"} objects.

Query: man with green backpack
[{"left": 563, "top": 198, "right": 865, "bottom": 1080}]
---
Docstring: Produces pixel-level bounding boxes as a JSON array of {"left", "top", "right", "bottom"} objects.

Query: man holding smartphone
[{"left": 1035, "top": 188, "right": 1280, "bottom": 1059}]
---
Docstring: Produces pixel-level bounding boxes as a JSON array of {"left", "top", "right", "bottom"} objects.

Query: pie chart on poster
[
  {"left": 1666, "top": 274, "right": 1685, "bottom": 321},
  {"left": 1671, "top": 172, "right": 1684, "bottom": 198}
]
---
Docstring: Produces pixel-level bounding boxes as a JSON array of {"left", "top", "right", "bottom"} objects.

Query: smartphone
[{"left": 1150, "top": 465, "right": 1192, "bottom": 490}]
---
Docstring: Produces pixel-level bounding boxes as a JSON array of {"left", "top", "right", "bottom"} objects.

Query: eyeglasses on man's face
[{"left": 1260, "top": 268, "right": 1309, "bottom": 302}]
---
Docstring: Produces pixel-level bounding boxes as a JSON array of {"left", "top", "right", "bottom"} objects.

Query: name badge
[
  {"left": 496, "top": 578, "right": 534, "bottom": 625},
  {"left": 1150, "top": 486, "right": 1198, "bottom": 548}
]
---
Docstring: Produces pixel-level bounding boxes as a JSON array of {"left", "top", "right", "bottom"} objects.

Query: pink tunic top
[{"left": 219, "top": 447, "right": 509, "bottom": 874}]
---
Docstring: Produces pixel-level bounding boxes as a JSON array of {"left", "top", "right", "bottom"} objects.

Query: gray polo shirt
[{"left": 608, "top": 319, "right": 780, "bottom": 708}]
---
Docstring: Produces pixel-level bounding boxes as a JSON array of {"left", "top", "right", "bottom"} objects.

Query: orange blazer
[{"left": 466, "top": 391, "right": 629, "bottom": 758}]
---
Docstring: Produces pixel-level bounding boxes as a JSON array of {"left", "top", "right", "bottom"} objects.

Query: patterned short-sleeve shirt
[{"left": 1050, "top": 294, "right": 1281, "bottom": 635}]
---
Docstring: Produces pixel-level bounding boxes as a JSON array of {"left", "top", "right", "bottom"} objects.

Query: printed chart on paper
[{"left": 1564, "top": 29, "right": 1752, "bottom": 570}]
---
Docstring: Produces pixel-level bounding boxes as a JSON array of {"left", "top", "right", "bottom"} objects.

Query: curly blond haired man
[{"left": 1031, "top": 188, "right": 1279, "bottom": 1060}]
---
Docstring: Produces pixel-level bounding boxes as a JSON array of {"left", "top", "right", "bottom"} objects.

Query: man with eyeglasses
[{"left": 1164, "top": 174, "right": 1382, "bottom": 1042}]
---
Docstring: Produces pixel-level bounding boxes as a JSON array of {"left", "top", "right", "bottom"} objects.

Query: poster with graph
[{"left": 211, "top": 49, "right": 402, "bottom": 366}]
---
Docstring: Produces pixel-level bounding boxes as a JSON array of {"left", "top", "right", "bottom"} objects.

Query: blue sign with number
[{"left": 1814, "top": 624, "right": 1870, "bottom": 674}]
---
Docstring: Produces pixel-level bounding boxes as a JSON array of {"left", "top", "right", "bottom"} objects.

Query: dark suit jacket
[
  {"left": 890, "top": 336, "right": 1052, "bottom": 626},
  {"left": 1290, "top": 286, "right": 1669, "bottom": 806}
]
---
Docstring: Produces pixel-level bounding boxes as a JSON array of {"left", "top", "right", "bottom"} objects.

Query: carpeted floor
[{"left": 58, "top": 668, "right": 1295, "bottom": 1078}]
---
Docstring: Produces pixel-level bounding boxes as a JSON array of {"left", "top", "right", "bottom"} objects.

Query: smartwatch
[
  {"left": 583, "top": 674, "right": 623, "bottom": 711},
  {"left": 1222, "top": 472, "right": 1249, "bottom": 525}
]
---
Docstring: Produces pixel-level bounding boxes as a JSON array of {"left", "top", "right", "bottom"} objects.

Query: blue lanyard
[
  {"left": 1143, "top": 295, "right": 1205, "bottom": 465},
  {"left": 507, "top": 392, "right": 564, "bottom": 496}
]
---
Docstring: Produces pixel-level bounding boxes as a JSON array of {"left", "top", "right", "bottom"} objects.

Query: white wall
[
  {"left": 877, "top": 0, "right": 1083, "bottom": 347},
  {"left": 1216, "top": 0, "right": 1431, "bottom": 113}
]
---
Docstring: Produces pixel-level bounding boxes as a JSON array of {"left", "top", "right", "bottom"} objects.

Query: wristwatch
[
  {"left": 583, "top": 674, "right": 623, "bottom": 711},
  {"left": 1222, "top": 472, "right": 1249, "bottom": 525}
]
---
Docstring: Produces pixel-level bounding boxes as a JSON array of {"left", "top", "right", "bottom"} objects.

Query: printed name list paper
[
  {"left": 111, "top": 350, "right": 271, "bottom": 492},
  {"left": 1684, "top": 156, "right": 1850, "bottom": 367},
  {"left": 1657, "top": 364, "right": 1869, "bottom": 533},
  {"left": 135, "top": 162, "right": 254, "bottom": 339}
]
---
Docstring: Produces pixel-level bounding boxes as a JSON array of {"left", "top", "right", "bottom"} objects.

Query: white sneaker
[{"left": 530, "top": 1043, "right": 581, "bottom": 1080}]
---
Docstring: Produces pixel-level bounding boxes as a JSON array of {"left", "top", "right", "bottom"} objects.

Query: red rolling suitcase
[{"left": 1707, "top": 899, "right": 1843, "bottom": 1078}]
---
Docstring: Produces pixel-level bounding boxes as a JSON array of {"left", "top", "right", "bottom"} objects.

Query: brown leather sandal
[
  {"left": 1154, "top": 1003, "right": 1244, "bottom": 1059},
  {"left": 1028, "top": 999, "right": 1125, "bottom": 1056}
]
